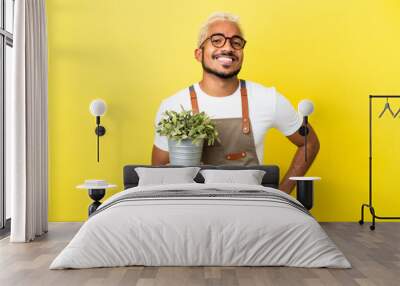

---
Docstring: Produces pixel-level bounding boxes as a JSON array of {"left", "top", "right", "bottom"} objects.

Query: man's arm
[
  {"left": 151, "top": 145, "right": 169, "bottom": 165},
  {"left": 279, "top": 123, "right": 320, "bottom": 194}
]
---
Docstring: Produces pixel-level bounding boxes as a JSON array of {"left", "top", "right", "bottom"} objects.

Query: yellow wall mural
[{"left": 47, "top": 0, "right": 400, "bottom": 221}]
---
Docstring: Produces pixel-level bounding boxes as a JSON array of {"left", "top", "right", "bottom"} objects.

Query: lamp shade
[
  {"left": 298, "top": 99, "right": 314, "bottom": 116},
  {"left": 89, "top": 99, "right": 107, "bottom": 116}
]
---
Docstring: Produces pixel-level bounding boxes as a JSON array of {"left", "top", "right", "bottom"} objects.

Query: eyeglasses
[{"left": 200, "top": 33, "right": 247, "bottom": 50}]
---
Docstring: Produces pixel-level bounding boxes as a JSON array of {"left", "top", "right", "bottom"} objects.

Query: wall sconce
[
  {"left": 298, "top": 99, "right": 314, "bottom": 162},
  {"left": 89, "top": 99, "right": 107, "bottom": 162}
]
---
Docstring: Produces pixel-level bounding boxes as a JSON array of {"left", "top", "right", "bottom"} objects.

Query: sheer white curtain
[{"left": 8, "top": 0, "right": 48, "bottom": 242}]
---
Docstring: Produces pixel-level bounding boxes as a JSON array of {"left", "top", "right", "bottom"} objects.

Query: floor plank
[{"left": 0, "top": 222, "right": 399, "bottom": 286}]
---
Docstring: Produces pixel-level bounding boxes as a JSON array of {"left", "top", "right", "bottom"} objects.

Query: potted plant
[{"left": 156, "top": 106, "right": 219, "bottom": 165}]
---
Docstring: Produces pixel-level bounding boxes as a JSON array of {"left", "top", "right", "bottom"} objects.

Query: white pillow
[
  {"left": 135, "top": 167, "right": 201, "bottom": 186},
  {"left": 200, "top": 169, "right": 266, "bottom": 185}
]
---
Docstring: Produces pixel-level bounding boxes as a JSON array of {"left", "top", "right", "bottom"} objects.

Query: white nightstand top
[
  {"left": 289, "top": 176, "right": 321, "bottom": 181},
  {"left": 76, "top": 183, "right": 117, "bottom": 189}
]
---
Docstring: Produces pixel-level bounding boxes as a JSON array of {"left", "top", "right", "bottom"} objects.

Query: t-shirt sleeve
[
  {"left": 153, "top": 100, "right": 169, "bottom": 152},
  {"left": 273, "top": 91, "right": 303, "bottom": 136}
]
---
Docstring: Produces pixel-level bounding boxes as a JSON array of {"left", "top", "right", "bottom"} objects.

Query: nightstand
[
  {"left": 289, "top": 177, "right": 321, "bottom": 210},
  {"left": 77, "top": 180, "right": 117, "bottom": 216}
]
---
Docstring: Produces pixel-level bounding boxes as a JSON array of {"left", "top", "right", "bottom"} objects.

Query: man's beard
[{"left": 201, "top": 52, "right": 241, "bottom": 79}]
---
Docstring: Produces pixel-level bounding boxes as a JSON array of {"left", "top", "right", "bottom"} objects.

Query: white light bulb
[
  {"left": 89, "top": 99, "right": 107, "bottom": 116},
  {"left": 298, "top": 99, "right": 314, "bottom": 116}
]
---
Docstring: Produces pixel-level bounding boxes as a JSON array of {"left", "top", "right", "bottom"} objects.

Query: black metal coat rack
[{"left": 359, "top": 95, "right": 400, "bottom": 230}]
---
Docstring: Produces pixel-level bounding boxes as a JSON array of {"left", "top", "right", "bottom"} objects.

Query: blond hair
[{"left": 197, "top": 12, "right": 243, "bottom": 48}]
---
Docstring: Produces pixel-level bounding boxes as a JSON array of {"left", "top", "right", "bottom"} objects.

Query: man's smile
[{"left": 213, "top": 54, "right": 237, "bottom": 67}]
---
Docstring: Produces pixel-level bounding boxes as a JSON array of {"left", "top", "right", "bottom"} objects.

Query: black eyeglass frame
[{"left": 199, "top": 33, "right": 247, "bottom": 50}]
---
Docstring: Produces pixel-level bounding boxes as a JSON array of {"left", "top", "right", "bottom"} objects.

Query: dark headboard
[{"left": 123, "top": 165, "right": 280, "bottom": 190}]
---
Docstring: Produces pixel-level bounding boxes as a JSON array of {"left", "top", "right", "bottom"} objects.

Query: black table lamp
[{"left": 89, "top": 99, "right": 107, "bottom": 162}]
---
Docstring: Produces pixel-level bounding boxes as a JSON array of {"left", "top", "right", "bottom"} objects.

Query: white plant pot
[{"left": 168, "top": 139, "right": 204, "bottom": 166}]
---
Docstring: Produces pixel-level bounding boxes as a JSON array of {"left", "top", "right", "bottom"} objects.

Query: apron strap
[
  {"left": 226, "top": 151, "right": 247, "bottom": 160},
  {"left": 189, "top": 85, "right": 199, "bottom": 114},
  {"left": 240, "top": 80, "right": 250, "bottom": 134},
  {"left": 188, "top": 80, "right": 250, "bottom": 134}
]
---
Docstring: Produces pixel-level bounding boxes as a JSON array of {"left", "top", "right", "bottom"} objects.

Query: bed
[{"left": 50, "top": 165, "right": 351, "bottom": 269}]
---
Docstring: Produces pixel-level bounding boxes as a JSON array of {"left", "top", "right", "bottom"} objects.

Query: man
[{"left": 151, "top": 12, "right": 320, "bottom": 194}]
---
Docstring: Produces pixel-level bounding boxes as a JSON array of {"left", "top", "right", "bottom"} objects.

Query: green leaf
[{"left": 156, "top": 107, "right": 219, "bottom": 146}]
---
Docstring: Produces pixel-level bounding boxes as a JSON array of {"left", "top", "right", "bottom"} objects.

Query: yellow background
[{"left": 47, "top": 0, "right": 400, "bottom": 221}]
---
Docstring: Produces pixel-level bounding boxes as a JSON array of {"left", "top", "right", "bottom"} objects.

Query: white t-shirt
[{"left": 154, "top": 80, "right": 302, "bottom": 163}]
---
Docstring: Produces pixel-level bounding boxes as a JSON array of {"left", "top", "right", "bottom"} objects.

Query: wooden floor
[{"left": 0, "top": 222, "right": 399, "bottom": 286}]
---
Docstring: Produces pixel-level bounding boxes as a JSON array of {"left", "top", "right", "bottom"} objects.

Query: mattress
[{"left": 50, "top": 183, "right": 351, "bottom": 269}]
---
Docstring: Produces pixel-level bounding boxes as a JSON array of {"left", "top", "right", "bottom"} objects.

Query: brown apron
[{"left": 188, "top": 79, "right": 260, "bottom": 166}]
